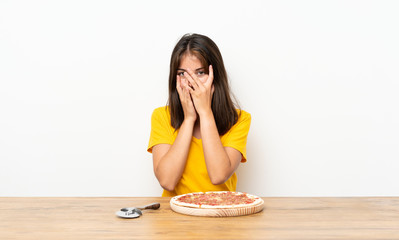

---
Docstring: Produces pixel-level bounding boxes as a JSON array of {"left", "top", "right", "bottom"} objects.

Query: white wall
[{"left": 1, "top": 0, "right": 398, "bottom": 197}]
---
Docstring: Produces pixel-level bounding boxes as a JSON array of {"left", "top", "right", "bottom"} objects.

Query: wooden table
[{"left": 1, "top": 197, "right": 398, "bottom": 239}]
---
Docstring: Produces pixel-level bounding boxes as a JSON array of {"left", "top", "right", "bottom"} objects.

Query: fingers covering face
[
  {"left": 177, "top": 64, "right": 214, "bottom": 94},
  {"left": 177, "top": 74, "right": 191, "bottom": 94},
  {"left": 207, "top": 65, "right": 214, "bottom": 86},
  {"left": 184, "top": 71, "right": 199, "bottom": 90}
]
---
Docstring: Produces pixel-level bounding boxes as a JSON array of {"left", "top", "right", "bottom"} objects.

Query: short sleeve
[
  {"left": 147, "top": 107, "right": 175, "bottom": 153},
  {"left": 221, "top": 111, "right": 251, "bottom": 162}
]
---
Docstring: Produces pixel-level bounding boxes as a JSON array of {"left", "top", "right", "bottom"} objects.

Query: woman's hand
[
  {"left": 176, "top": 74, "right": 197, "bottom": 122},
  {"left": 184, "top": 65, "right": 215, "bottom": 118}
]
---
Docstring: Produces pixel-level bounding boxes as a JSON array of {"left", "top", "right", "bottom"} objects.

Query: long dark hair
[{"left": 167, "top": 33, "right": 239, "bottom": 136}]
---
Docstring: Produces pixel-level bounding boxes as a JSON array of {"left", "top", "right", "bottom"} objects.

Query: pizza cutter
[
  {"left": 116, "top": 202, "right": 160, "bottom": 219},
  {"left": 116, "top": 208, "right": 142, "bottom": 219}
]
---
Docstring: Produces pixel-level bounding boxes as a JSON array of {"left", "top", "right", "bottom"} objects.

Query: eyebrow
[{"left": 177, "top": 67, "right": 205, "bottom": 72}]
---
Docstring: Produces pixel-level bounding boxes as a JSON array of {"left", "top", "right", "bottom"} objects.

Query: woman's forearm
[
  {"left": 199, "top": 111, "right": 238, "bottom": 185},
  {"left": 153, "top": 119, "right": 195, "bottom": 191}
]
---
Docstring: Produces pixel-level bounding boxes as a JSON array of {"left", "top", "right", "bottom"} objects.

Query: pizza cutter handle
[{"left": 138, "top": 202, "right": 160, "bottom": 210}]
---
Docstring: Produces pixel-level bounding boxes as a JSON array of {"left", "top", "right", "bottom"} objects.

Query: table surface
[{"left": 1, "top": 197, "right": 398, "bottom": 240}]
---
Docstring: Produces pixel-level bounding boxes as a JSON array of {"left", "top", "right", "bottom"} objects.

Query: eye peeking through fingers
[{"left": 177, "top": 72, "right": 185, "bottom": 77}]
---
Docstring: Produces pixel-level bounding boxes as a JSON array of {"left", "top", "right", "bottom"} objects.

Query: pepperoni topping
[{"left": 176, "top": 192, "right": 256, "bottom": 206}]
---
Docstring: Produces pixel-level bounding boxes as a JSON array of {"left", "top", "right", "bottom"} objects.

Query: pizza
[{"left": 170, "top": 191, "right": 263, "bottom": 209}]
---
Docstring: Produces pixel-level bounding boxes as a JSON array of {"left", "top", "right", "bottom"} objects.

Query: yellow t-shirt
[{"left": 147, "top": 106, "right": 251, "bottom": 197}]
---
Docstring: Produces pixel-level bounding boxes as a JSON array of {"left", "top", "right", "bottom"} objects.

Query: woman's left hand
[{"left": 184, "top": 65, "right": 215, "bottom": 117}]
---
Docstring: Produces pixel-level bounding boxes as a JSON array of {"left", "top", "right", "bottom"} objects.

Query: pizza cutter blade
[{"left": 116, "top": 208, "right": 142, "bottom": 219}]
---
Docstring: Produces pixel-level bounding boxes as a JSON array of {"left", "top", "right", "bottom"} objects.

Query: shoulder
[
  {"left": 151, "top": 106, "right": 172, "bottom": 127},
  {"left": 237, "top": 109, "right": 251, "bottom": 123},
  {"left": 220, "top": 109, "right": 251, "bottom": 149},
  {"left": 224, "top": 109, "right": 251, "bottom": 135},
  {"left": 152, "top": 106, "right": 170, "bottom": 118}
]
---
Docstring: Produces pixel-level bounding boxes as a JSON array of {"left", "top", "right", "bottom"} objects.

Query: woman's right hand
[{"left": 176, "top": 75, "right": 197, "bottom": 122}]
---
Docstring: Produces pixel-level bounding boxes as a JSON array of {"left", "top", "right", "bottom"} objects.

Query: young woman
[{"left": 147, "top": 33, "right": 251, "bottom": 197}]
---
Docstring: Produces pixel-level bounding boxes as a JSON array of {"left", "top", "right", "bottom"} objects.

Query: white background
[{"left": 1, "top": 0, "right": 398, "bottom": 197}]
